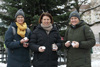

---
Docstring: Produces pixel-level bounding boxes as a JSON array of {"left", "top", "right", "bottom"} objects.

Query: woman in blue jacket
[{"left": 5, "top": 9, "right": 31, "bottom": 67}]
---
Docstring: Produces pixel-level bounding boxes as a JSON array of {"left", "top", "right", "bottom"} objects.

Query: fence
[
  {"left": 0, "top": 44, "right": 8, "bottom": 63},
  {"left": 0, "top": 43, "right": 67, "bottom": 65},
  {"left": 1, "top": 43, "right": 99, "bottom": 66}
]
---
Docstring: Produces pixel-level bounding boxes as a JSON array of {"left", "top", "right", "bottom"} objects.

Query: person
[
  {"left": 29, "top": 12, "right": 62, "bottom": 67},
  {"left": 5, "top": 9, "right": 31, "bottom": 67},
  {"left": 64, "top": 10, "right": 95, "bottom": 67}
]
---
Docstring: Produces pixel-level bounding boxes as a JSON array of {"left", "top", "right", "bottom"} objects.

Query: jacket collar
[
  {"left": 10, "top": 22, "right": 17, "bottom": 28},
  {"left": 70, "top": 20, "right": 86, "bottom": 29}
]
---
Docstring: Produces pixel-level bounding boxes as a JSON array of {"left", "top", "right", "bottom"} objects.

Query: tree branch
[
  {"left": 79, "top": 0, "right": 87, "bottom": 8},
  {"left": 74, "top": 0, "right": 80, "bottom": 12},
  {"left": 65, "top": 0, "right": 70, "bottom": 7},
  {"left": 81, "top": 4, "right": 100, "bottom": 17}
]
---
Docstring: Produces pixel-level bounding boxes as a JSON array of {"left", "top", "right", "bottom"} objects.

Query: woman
[
  {"left": 5, "top": 9, "right": 31, "bottom": 67},
  {"left": 64, "top": 10, "right": 95, "bottom": 67},
  {"left": 29, "top": 12, "right": 62, "bottom": 67}
]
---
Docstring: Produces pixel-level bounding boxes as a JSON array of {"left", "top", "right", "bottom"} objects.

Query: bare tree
[
  {"left": 80, "top": 4, "right": 100, "bottom": 17},
  {"left": 65, "top": 0, "right": 100, "bottom": 17}
]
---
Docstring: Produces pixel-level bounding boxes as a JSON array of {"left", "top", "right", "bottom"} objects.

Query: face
[
  {"left": 16, "top": 15, "right": 24, "bottom": 25},
  {"left": 41, "top": 16, "right": 51, "bottom": 26},
  {"left": 70, "top": 17, "right": 80, "bottom": 26}
]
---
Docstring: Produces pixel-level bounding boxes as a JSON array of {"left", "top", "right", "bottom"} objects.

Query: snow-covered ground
[
  {"left": 0, "top": 63, "right": 66, "bottom": 67},
  {"left": 0, "top": 63, "right": 7, "bottom": 67},
  {"left": 91, "top": 46, "right": 100, "bottom": 67},
  {"left": 0, "top": 46, "right": 100, "bottom": 67}
]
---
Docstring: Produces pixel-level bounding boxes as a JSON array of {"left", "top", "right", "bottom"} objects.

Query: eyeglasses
[{"left": 17, "top": 17, "right": 24, "bottom": 19}]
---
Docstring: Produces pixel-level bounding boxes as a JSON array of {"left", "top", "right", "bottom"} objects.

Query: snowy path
[{"left": 0, "top": 46, "right": 100, "bottom": 67}]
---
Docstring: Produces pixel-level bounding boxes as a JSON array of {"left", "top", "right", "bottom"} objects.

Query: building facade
[{"left": 81, "top": 0, "right": 100, "bottom": 24}]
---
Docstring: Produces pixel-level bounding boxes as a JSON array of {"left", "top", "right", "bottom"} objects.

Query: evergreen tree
[{"left": 0, "top": 0, "right": 73, "bottom": 36}]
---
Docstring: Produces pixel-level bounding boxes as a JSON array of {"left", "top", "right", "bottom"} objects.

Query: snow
[
  {"left": 58, "top": 65, "right": 66, "bottom": 67},
  {"left": 0, "top": 63, "right": 7, "bottom": 67},
  {"left": 0, "top": 63, "right": 67, "bottom": 67},
  {"left": 0, "top": 46, "right": 100, "bottom": 67},
  {"left": 91, "top": 46, "right": 100, "bottom": 67}
]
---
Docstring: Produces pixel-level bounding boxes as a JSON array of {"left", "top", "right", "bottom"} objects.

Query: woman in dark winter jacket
[
  {"left": 29, "top": 12, "right": 62, "bottom": 67},
  {"left": 64, "top": 10, "right": 96, "bottom": 67},
  {"left": 5, "top": 9, "right": 31, "bottom": 67}
]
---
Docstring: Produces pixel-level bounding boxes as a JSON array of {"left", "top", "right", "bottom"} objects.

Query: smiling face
[
  {"left": 70, "top": 17, "right": 80, "bottom": 26},
  {"left": 41, "top": 16, "right": 51, "bottom": 26},
  {"left": 16, "top": 15, "right": 24, "bottom": 25}
]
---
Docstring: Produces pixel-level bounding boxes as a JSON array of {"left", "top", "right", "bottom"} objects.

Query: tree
[
  {"left": 65, "top": 0, "right": 100, "bottom": 17},
  {"left": 0, "top": 0, "right": 73, "bottom": 36},
  {"left": 0, "top": 24, "right": 7, "bottom": 44},
  {"left": 0, "top": 0, "right": 70, "bottom": 25}
]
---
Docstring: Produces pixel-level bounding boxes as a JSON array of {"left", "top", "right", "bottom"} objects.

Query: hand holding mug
[
  {"left": 38, "top": 46, "right": 46, "bottom": 52},
  {"left": 20, "top": 37, "right": 29, "bottom": 44},
  {"left": 72, "top": 41, "right": 79, "bottom": 48},
  {"left": 23, "top": 43, "right": 29, "bottom": 48},
  {"left": 52, "top": 43, "right": 58, "bottom": 51},
  {"left": 65, "top": 41, "right": 71, "bottom": 47}
]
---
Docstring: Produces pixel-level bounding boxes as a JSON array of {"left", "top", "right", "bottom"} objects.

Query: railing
[
  {"left": 0, "top": 44, "right": 8, "bottom": 63},
  {"left": 0, "top": 44, "right": 67, "bottom": 65}
]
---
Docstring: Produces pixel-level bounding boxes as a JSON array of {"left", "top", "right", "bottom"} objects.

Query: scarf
[
  {"left": 41, "top": 23, "right": 53, "bottom": 34},
  {"left": 16, "top": 22, "right": 27, "bottom": 38}
]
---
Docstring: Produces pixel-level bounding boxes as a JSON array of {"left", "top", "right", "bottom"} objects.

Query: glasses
[{"left": 17, "top": 17, "right": 24, "bottom": 19}]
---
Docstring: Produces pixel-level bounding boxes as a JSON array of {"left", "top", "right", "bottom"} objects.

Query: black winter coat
[
  {"left": 5, "top": 22, "right": 31, "bottom": 67},
  {"left": 29, "top": 24, "right": 62, "bottom": 67}
]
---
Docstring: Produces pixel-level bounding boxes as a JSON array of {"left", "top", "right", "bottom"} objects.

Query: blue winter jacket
[{"left": 5, "top": 22, "right": 31, "bottom": 67}]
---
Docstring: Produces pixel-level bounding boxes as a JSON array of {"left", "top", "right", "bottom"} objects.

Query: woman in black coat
[
  {"left": 5, "top": 9, "right": 31, "bottom": 67},
  {"left": 29, "top": 12, "right": 62, "bottom": 67}
]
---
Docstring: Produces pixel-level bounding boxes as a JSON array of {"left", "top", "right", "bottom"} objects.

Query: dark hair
[{"left": 39, "top": 12, "right": 54, "bottom": 24}]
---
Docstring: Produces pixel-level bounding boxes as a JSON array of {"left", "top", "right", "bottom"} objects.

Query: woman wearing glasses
[{"left": 5, "top": 9, "right": 31, "bottom": 67}]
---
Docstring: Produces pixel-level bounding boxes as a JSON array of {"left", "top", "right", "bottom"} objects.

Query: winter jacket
[
  {"left": 5, "top": 22, "right": 31, "bottom": 67},
  {"left": 64, "top": 20, "right": 95, "bottom": 67},
  {"left": 29, "top": 24, "right": 62, "bottom": 67}
]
